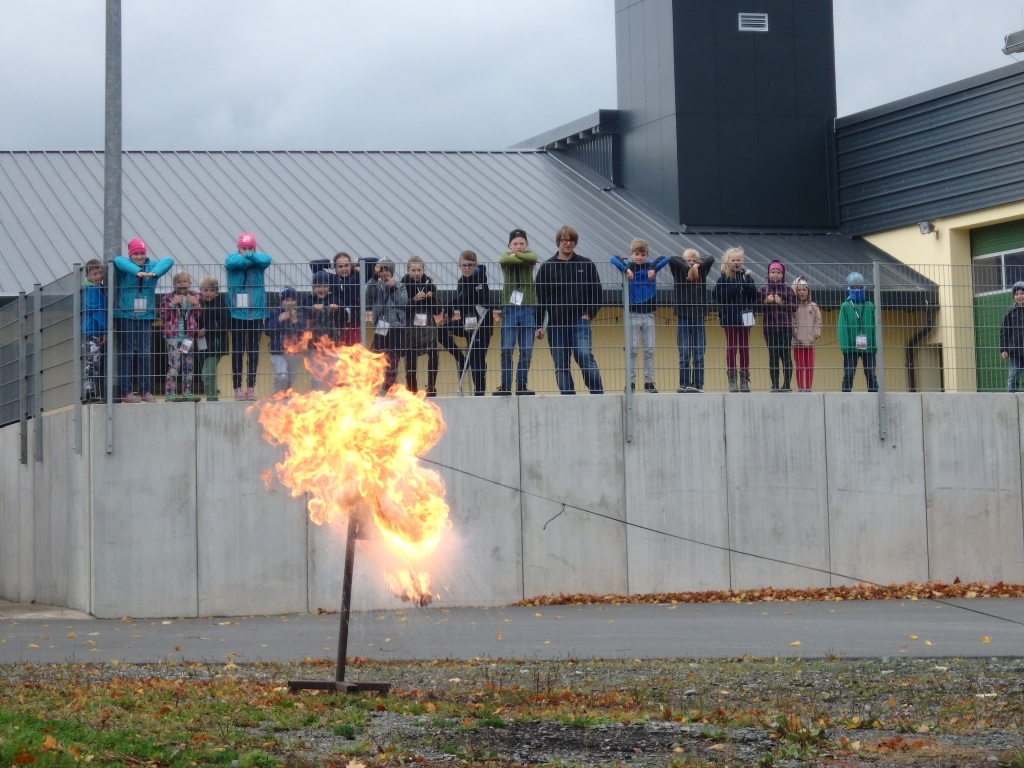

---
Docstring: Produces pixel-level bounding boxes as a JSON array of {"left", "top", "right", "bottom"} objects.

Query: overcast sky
[{"left": 0, "top": 0, "right": 1022, "bottom": 151}]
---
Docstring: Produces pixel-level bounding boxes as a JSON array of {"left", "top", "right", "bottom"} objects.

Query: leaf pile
[{"left": 514, "top": 580, "right": 1024, "bottom": 606}]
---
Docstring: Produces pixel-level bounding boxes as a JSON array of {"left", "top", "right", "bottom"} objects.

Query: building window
[{"left": 972, "top": 250, "right": 1024, "bottom": 296}]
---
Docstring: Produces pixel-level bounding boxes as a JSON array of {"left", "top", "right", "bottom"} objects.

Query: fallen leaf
[
  {"left": 174, "top": 646, "right": 182, "bottom": 651},
  {"left": 544, "top": 640, "right": 550, "bottom": 644},
  {"left": 982, "top": 636, "right": 991, "bottom": 644},
  {"left": 87, "top": 640, "right": 95, "bottom": 645},
  {"left": 12, "top": 749, "right": 36, "bottom": 764},
  {"left": 850, "top": 740, "right": 862, "bottom": 751},
  {"left": 384, "top": 638, "right": 391, "bottom": 643},
  {"left": 347, "top": 761, "right": 367, "bottom": 768},
  {"left": 924, "top": 640, "right": 932, "bottom": 646},
  {"left": 709, "top": 743, "right": 725, "bottom": 751},
  {"left": 535, "top": 613, "right": 542, "bottom": 617},
  {"left": 28, "top": 643, "right": 38, "bottom": 648},
  {"left": 41, "top": 735, "right": 59, "bottom": 750},
  {"left": 790, "top": 641, "right": 801, "bottom": 646},
  {"left": 910, "top": 635, "right": 918, "bottom": 640},
  {"left": 888, "top": 696, "right": 896, "bottom": 707},
  {"left": 161, "top": 620, "right": 172, "bottom": 625},
  {"left": 67, "top": 633, "right": 75, "bottom": 638},
  {"left": 496, "top": 632, "right": 502, "bottom": 640}
]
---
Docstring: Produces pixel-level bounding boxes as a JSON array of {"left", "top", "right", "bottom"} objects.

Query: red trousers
[
  {"left": 794, "top": 346, "right": 815, "bottom": 390},
  {"left": 724, "top": 326, "right": 750, "bottom": 374}
]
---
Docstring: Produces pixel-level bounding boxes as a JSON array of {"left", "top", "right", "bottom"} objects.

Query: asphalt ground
[{"left": 2, "top": 597, "right": 1023, "bottom": 665}]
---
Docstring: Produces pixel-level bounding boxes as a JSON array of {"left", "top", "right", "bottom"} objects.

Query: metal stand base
[{"left": 287, "top": 679, "right": 391, "bottom": 694}]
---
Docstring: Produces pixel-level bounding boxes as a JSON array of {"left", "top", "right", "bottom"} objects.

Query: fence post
[
  {"left": 106, "top": 260, "right": 115, "bottom": 454},
  {"left": 622, "top": 270, "right": 633, "bottom": 443},
  {"left": 873, "top": 261, "right": 888, "bottom": 440},
  {"left": 33, "top": 283, "right": 43, "bottom": 462},
  {"left": 73, "top": 264, "right": 83, "bottom": 455},
  {"left": 359, "top": 259, "right": 368, "bottom": 348},
  {"left": 18, "top": 291, "right": 27, "bottom": 464}
]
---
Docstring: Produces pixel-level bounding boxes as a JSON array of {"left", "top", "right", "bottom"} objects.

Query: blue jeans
[
  {"left": 1009, "top": 357, "right": 1024, "bottom": 393},
  {"left": 499, "top": 305, "right": 536, "bottom": 390},
  {"left": 116, "top": 318, "right": 152, "bottom": 396},
  {"left": 676, "top": 316, "right": 706, "bottom": 389},
  {"left": 548, "top": 320, "right": 603, "bottom": 395}
]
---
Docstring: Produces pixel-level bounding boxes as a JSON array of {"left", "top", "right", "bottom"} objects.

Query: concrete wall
[{"left": 3, "top": 393, "right": 1024, "bottom": 617}]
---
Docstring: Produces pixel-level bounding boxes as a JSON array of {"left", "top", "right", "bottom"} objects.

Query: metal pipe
[
  {"left": 622, "top": 270, "right": 633, "bottom": 443},
  {"left": 106, "top": 260, "right": 115, "bottom": 453},
  {"left": 103, "top": 0, "right": 121, "bottom": 271},
  {"left": 18, "top": 291, "right": 26, "bottom": 464},
  {"left": 334, "top": 512, "right": 359, "bottom": 683},
  {"left": 359, "top": 259, "right": 368, "bottom": 348},
  {"left": 872, "top": 262, "right": 887, "bottom": 440},
  {"left": 33, "top": 283, "right": 42, "bottom": 461},
  {"left": 73, "top": 263, "right": 82, "bottom": 454}
]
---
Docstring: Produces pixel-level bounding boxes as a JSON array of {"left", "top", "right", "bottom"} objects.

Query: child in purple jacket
[{"left": 758, "top": 260, "right": 797, "bottom": 392}]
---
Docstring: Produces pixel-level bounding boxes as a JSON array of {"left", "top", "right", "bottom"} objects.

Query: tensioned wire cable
[{"left": 418, "top": 456, "right": 1024, "bottom": 631}]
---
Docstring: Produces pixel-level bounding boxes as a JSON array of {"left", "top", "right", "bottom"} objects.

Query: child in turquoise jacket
[{"left": 224, "top": 232, "right": 273, "bottom": 400}]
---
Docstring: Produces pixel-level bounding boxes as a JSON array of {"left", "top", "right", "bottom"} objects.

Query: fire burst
[{"left": 253, "top": 335, "right": 450, "bottom": 606}]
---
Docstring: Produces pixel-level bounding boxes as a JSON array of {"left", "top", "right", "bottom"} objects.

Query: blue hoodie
[
  {"left": 610, "top": 255, "right": 669, "bottom": 312},
  {"left": 224, "top": 250, "right": 273, "bottom": 321},
  {"left": 113, "top": 256, "right": 175, "bottom": 320},
  {"left": 81, "top": 279, "right": 108, "bottom": 334}
]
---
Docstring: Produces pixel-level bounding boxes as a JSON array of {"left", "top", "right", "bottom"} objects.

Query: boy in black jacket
[
  {"left": 1000, "top": 281, "right": 1024, "bottom": 392},
  {"left": 535, "top": 225, "right": 604, "bottom": 395},
  {"left": 668, "top": 248, "right": 714, "bottom": 392},
  {"left": 197, "top": 275, "right": 231, "bottom": 401},
  {"left": 401, "top": 255, "right": 445, "bottom": 395},
  {"left": 441, "top": 250, "right": 490, "bottom": 395}
]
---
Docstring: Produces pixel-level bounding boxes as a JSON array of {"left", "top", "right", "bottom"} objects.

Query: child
[
  {"left": 611, "top": 238, "right": 669, "bottom": 393},
  {"left": 113, "top": 237, "right": 174, "bottom": 403},
  {"left": 758, "top": 260, "right": 797, "bottom": 392},
  {"left": 267, "top": 286, "right": 307, "bottom": 393},
  {"left": 838, "top": 271, "right": 878, "bottom": 392},
  {"left": 224, "top": 232, "right": 272, "bottom": 401},
  {"left": 791, "top": 277, "right": 822, "bottom": 392},
  {"left": 443, "top": 250, "right": 489, "bottom": 396},
  {"left": 668, "top": 247, "right": 714, "bottom": 393},
  {"left": 331, "top": 252, "right": 362, "bottom": 346},
  {"left": 160, "top": 271, "right": 201, "bottom": 402},
  {"left": 367, "top": 258, "right": 408, "bottom": 392},
  {"left": 306, "top": 270, "right": 341, "bottom": 347},
  {"left": 495, "top": 229, "right": 539, "bottom": 395},
  {"left": 999, "top": 281, "right": 1024, "bottom": 392},
  {"left": 197, "top": 276, "right": 230, "bottom": 401},
  {"left": 81, "top": 259, "right": 108, "bottom": 402},
  {"left": 711, "top": 247, "right": 757, "bottom": 393},
  {"left": 401, "top": 255, "right": 446, "bottom": 396}
]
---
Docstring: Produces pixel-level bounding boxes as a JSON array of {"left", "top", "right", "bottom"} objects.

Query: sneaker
[
  {"left": 493, "top": 387, "right": 512, "bottom": 396},
  {"left": 781, "top": 387, "right": 792, "bottom": 393},
  {"left": 515, "top": 388, "right": 536, "bottom": 396},
  {"left": 121, "top": 392, "right": 141, "bottom": 404},
  {"left": 770, "top": 388, "right": 781, "bottom": 393},
  {"left": 685, "top": 386, "right": 699, "bottom": 393},
  {"left": 234, "top": 388, "right": 245, "bottom": 401},
  {"left": 693, "top": 387, "right": 704, "bottom": 393},
  {"left": 244, "top": 387, "right": 256, "bottom": 401},
  {"left": 165, "top": 393, "right": 181, "bottom": 402},
  {"left": 676, "top": 386, "right": 687, "bottom": 394},
  {"left": 141, "top": 393, "right": 157, "bottom": 403},
  {"left": 644, "top": 383, "right": 658, "bottom": 393},
  {"left": 182, "top": 393, "right": 199, "bottom": 402}
]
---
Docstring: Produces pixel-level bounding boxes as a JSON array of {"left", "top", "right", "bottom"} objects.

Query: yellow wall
[{"left": 863, "top": 200, "right": 1024, "bottom": 392}]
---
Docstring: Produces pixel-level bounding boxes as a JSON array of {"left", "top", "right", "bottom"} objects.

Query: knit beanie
[
  {"left": 767, "top": 260, "right": 785, "bottom": 280},
  {"left": 127, "top": 238, "right": 147, "bottom": 257},
  {"left": 237, "top": 232, "right": 257, "bottom": 250},
  {"left": 1013, "top": 281, "right": 1024, "bottom": 296},
  {"left": 377, "top": 258, "right": 395, "bottom": 274},
  {"left": 280, "top": 286, "right": 297, "bottom": 300},
  {"left": 311, "top": 270, "right": 333, "bottom": 286}
]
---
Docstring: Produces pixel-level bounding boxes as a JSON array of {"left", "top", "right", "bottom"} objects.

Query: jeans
[
  {"left": 676, "top": 316, "right": 705, "bottom": 389},
  {"left": 1009, "top": 357, "right": 1024, "bottom": 393},
  {"left": 842, "top": 352, "right": 878, "bottom": 392},
  {"left": 116, "top": 318, "right": 152, "bottom": 396},
  {"left": 499, "top": 305, "right": 536, "bottom": 391},
  {"left": 723, "top": 326, "right": 750, "bottom": 375},
  {"left": 165, "top": 338, "right": 195, "bottom": 396},
  {"left": 231, "top": 319, "right": 263, "bottom": 390},
  {"left": 271, "top": 353, "right": 302, "bottom": 393},
  {"left": 764, "top": 326, "right": 793, "bottom": 390},
  {"left": 548, "top": 320, "right": 603, "bottom": 394},
  {"left": 628, "top": 312, "right": 655, "bottom": 385}
]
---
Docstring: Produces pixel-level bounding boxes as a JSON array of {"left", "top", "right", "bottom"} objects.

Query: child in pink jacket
[
  {"left": 161, "top": 271, "right": 202, "bottom": 401},
  {"left": 791, "top": 276, "right": 822, "bottom": 392}
]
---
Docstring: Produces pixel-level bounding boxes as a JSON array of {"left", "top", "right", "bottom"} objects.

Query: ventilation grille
[{"left": 738, "top": 12, "right": 769, "bottom": 32}]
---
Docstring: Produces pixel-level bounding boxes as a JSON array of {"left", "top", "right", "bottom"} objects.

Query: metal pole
[
  {"left": 103, "top": 0, "right": 122, "bottom": 270},
  {"left": 73, "top": 264, "right": 83, "bottom": 454},
  {"left": 873, "top": 261, "right": 888, "bottom": 440},
  {"left": 106, "top": 260, "right": 115, "bottom": 454},
  {"left": 33, "top": 283, "right": 43, "bottom": 462},
  {"left": 622, "top": 270, "right": 633, "bottom": 443},
  {"left": 18, "top": 291, "right": 27, "bottom": 464},
  {"left": 334, "top": 513, "right": 359, "bottom": 683},
  {"left": 359, "top": 259, "right": 368, "bottom": 348}
]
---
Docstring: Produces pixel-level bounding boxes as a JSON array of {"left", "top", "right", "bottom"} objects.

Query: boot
[
  {"left": 727, "top": 371, "right": 738, "bottom": 393},
  {"left": 739, "top": 371, "right": 751, "bottom": 393}
]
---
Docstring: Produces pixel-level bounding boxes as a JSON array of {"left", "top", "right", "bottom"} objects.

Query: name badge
[
  {"left": 180, "top": 338, "right": 193, "bottom": 354},
  {"left": 856, "top": 334, "right": 868, "bottom": 350},
  {"left": 375, "top": 319, "right": 390, "bottom": 336},
  {"left": 413, "top": 313, "right": 427, "bottom": 327},
  {"left": 464, "top": 316, "right": 479, "bottom": 331},
  {"left": 509, "top": 290, "right": 524, "bottom": 306},
  {"left": 133, "top": 297, "right": 147, "bottom": 311},
  {"left": 197, "top": 337, "right": 208, "bottom": 352},
  {"left": 235, "top": 293, "right": 249, "bottom": 309},
  {"left": 741, "top": 311, "right": 755, "bottom": 327}
]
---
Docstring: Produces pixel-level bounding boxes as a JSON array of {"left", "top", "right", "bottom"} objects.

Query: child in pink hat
[{"left": 224, "top": 233, "right": 273, "bottom": 400}]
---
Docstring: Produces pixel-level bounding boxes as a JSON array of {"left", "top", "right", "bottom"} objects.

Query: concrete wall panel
[
  {"left": 0, "top": 421, "right": 22, "bottom": 601},
  {"left": 625, "top": 394, "right": 731, "bottom": 593},
  {"left": 90, "top": 404, "right": 198, "bottom": 619},
  {"left": 66, "top": 407, "right": 91, "bottom": 612},
  {"left": 34, "top": 410, "right": 70, "bottom": 606},
  {"left": 519, "top": 395, "right": 627, "bottom": 598},
  {"left": 826, "top": 394, "right": 928, "bottom": 586},
  {"left": 196, "top": 402, "right": 308, "bottom": 616},
  {"left": 923, "top": 394, "right": 1024, "bottom": 583},
  {"left": 726, "top": 393, "right": 831, "bottom": 589}
]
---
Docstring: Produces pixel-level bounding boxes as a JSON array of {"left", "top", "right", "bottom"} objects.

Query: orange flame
[{"left": 252, "top": 335, "right": 450, "bottom": 604}]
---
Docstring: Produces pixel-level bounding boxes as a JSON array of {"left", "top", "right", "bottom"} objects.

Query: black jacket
[
  {"left": 451, "top": 264, "right": 493, "bottom": 333},
  {"left": 668, "top": 253, "right": 715, "bottom": 318},
  {"left": 711, "top": 271, "right": 757, "bottom": 327},
  {"left": 1001, "top": 304, "right": 1024, "bottom": 357},
  {"left": 198, "top": 294, "right": 231, "bottom": 354},
  {"left": 401, "top": 274, "right": 441, "bottom": 317},
  {"left": 535, "top": 252, "right": 603, "bottom": 326}
]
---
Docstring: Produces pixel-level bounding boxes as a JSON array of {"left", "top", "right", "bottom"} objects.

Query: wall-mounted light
[
  {"left": 1003, "top": 29, "right": 1024, "bottom": 55},
  {"left": 918, "top": 221, "right": 938, "bottom": 238}
]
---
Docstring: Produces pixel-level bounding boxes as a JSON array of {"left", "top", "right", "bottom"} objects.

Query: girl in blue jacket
[
  {"left": 114, "top": 238, "right": 174, "bottom": 402},
  {"left": 224, "top": 232, "right": 273, "bottom": 400}
]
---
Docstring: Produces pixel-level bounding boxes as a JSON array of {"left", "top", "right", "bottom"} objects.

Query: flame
[{"left": 253, "top": 335, "right": 450, "bottom": 604}]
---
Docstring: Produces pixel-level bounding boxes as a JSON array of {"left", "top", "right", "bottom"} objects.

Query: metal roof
[{"left": 0, "top": 149, "right": 926, "bottom": 297}]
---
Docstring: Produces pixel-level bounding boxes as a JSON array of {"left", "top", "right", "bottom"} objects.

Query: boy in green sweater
[
  {"left": 838, "top": 271, "right": 878, "bottom": 392},
  {"left": 494, "top": 228, "right": 539, "bottom": 395}
]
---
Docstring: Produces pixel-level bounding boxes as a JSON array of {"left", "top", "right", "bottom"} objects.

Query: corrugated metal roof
[
  {"left": 836, "top": 62, "right": 1024, "bottom": 236},
  {"left": 0, "top": 149, "right": 923, "bottom": 296}
]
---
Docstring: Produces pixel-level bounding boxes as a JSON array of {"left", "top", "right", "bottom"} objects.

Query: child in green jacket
[
  {"left": 494, "top": 228, "right": 539, "bottom": 395},
  {"left": 838, "top": 271, "right": 878, "bottom": 392}
]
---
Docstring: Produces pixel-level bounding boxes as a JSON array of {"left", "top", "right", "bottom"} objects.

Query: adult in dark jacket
[
  {"left": 711, "top": 247, "right": 757, "bottom": 392},
  {"left": 439, "top": 251, "right": 491, "bottom": 396},
  {"left": 1000, "top": 281, "right": 1024, "bottom": 392},
  {"left": 668, "top": 248, "right": 714, "bottom": 392},
  {"left": 535, "top": 225, "right": 604, "bottom": 395}
]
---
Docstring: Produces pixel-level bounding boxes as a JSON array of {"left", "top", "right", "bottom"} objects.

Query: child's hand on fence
[
  {"left": 171, "top": 294, "right": 184, "bottom": 306},
  {"left": 1003, "top": 351, "right": 1009, "bottom": 359},
  {"left": 414, "top": 290, "right": 427, "bottom": 301},
  {"left": 186, "top": 295, "right": 200, "bottom": 307},
  {"left": 647, "top": 269, "right": 655, "bottom": 279},
  {"left": 492, "top": 310, "right": 501, "bottom": 324},
  {"left": 535, "top": 328, "right": 544, "bottom": 340},
  {"left": 198, "top": 329, "right": 205, "bottom": 338},
  {"left": 626, "top": 269, "right": 634, "bottom": 280},
  {"left": 687, "top": 265, "right": 700, "bottom": 282},
  {"left": 452, "top": 310, "right": 462, "bottom": 321},
  {"left": 329, "top": 304, "right": 339, "bottom": 312}
]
